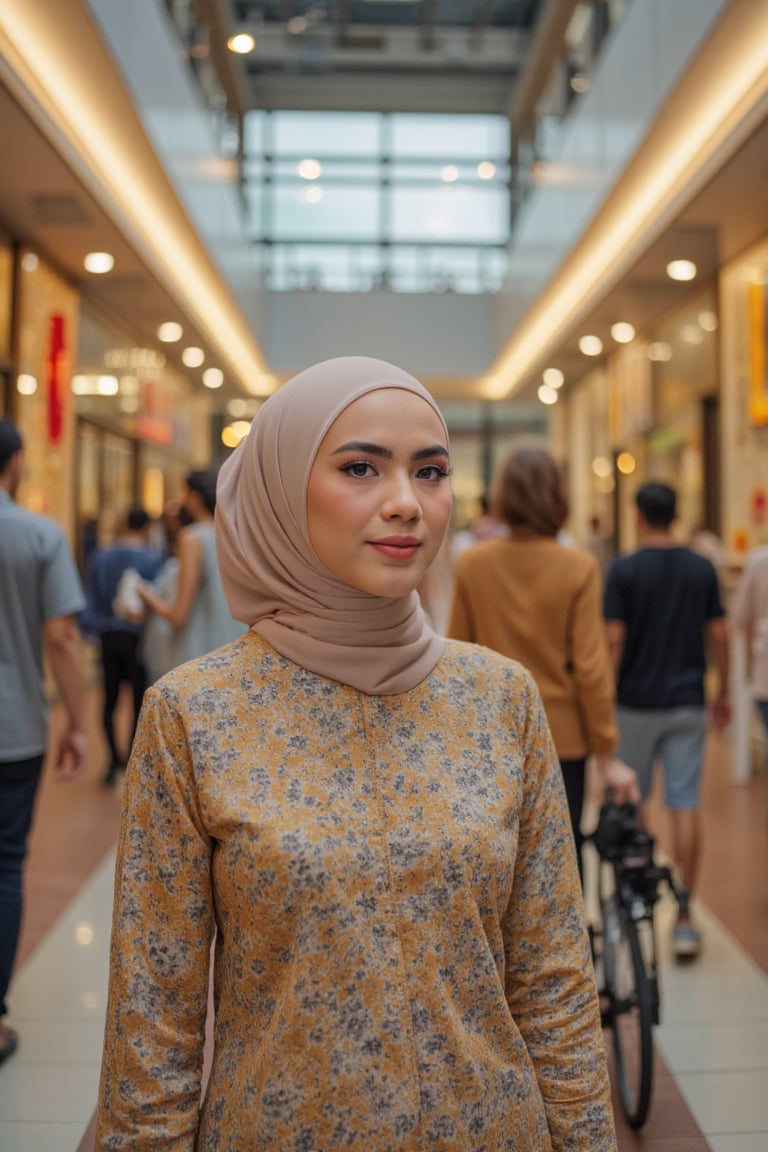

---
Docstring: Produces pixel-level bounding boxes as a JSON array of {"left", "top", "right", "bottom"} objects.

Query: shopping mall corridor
[{"left": 1, "top": 671, "right": 767, "bottom": 1152}]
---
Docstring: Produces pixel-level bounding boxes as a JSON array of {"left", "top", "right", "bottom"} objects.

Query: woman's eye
[
  {"left": 342, "top": 460, "right": 376, "bottom": 479},
  {"left": 417, "top": 464, "right": 451, "bottom": 482}
]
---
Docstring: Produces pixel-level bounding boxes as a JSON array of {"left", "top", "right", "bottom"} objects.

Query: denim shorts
[{"left": 616, "top": 705, "right": 707, "bottom": 809}]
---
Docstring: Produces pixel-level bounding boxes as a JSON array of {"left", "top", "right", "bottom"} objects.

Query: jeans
[{"left": 0, "top": 754, "right": 45, "bottom": 1018}]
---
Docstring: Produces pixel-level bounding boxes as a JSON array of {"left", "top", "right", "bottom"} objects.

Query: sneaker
[{"left": 673, "top": 918, "right": 702, "bottom": 960}]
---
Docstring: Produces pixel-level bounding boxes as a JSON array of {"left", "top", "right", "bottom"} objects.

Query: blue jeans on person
[{"left": 0, "top": 754, "right": 45, "bottom": 1018}]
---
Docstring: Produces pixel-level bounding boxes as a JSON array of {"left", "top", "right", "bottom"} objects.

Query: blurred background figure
[
  {"left": 138, "top": 469, "right": 244, "bottom": 668},
  {"left": 81, "top": 506, "right": 163, "bottom": 786},
  {"left": 604, "top": 482, "right": 730, "bottom": 960},
  {"left": 448, "top": 445, "right": 637, "bottom": 879},
  {"left": 450, "top": 491, "right": 508, "bottom": 561},
  {"left": 585, "top": 513, "right": 615, "bottom": 579},
  {"left": 0, "top": 418, "right": 87, "bottom": 1064},
  {"left": 140, "top": 499, "right": 193, "bottom": 685},
  {"left": 730, "top": 543, "right": 768, "bottom": 760},
  {"left": 688, "top": 519, "right": 726, "bottom": 579}
]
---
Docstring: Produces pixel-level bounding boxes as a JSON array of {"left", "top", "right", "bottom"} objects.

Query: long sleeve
[
  {"left": 95, "top": 687, "right": 214, "bottom": 1151},
  {"left": 568, "top": 560, "right": 618, "bottom": 753},
  {"left": 503, "top": 676, "right": 616, "bottom": 1151}
]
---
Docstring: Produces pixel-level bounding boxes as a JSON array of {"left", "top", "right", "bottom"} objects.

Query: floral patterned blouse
[{"left": 95, "top": 632, "right": 616, "bottom": 1152}]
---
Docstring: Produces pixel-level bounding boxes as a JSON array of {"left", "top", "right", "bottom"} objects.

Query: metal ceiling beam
[{"left": 505, "top": 0, "right": 581, "bottom": 147}]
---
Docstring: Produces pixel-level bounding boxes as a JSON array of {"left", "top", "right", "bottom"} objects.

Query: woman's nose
[{"left": 382, "top": 472, "right": 421, "bottom": 520}]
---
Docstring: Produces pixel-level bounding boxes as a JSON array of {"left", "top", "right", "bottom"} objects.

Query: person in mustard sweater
[
  {"left": 449, "top": 445, "right": 638, "bottom": 876},
  {"left": 95, "top": 359, "right": 617, "bottom": 1151}
]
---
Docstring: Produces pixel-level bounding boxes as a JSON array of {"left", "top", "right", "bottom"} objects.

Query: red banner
[{"left": 46, "top": 313, "right": 66, "bottom": 443}]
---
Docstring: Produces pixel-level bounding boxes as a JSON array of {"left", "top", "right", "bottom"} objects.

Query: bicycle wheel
[{"left": 601, "top": 892, "right": 654, "bottom": 1128}]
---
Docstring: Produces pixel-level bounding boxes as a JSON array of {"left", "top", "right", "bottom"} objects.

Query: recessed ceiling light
[
  {"left": 157, "top": 322, "right": 183, "bottom": 343},
  {"left": 698, "top": 310, "right": 718, "bottom": 332},
  {"left": 84, "top": 251, "right": 114, "bottom": 274},
  {"left": 648, "top": 341, "right": 672, "bottom": 362},
  {"left": 17, "top": 374, "right": 37, "bottom": 395},
  {"left": 441, "top": 165, "right": 459, "bottom": 183},
  {"left": 578, "top": 334, "right": 603, "bottom": 357},
  {"left": 611, "top": 322, "right": 636, "bottom": 344},
  {"left": 227, "top": 33, "right": 255, "bottom": 54},
  {"left": 616, "top": 452, "right": 636, "bottom": 475},
  {"left": 666, "top": 259, "right": 697, "bottom": 282},
  {"left": 303, "top": 186, "right": 323, "bottom": 204},
  {"left": 477, "top": 162, "right": 496, "bottom": 180},
  {"left": 203, "top": 367, "right": 224, "bottom": 389},
  {"left": 542, "top": 368, "right": 564, "bottom": 389},
  {"left": 21, "top": 252, "right": 38, "bottom": 272},
  {"left": 182, "top": 346, "right": 205, "bottom": 368},
  {"left": 537, "top": 384, "right": 558, "bottom": 405},
  {"left": 298, "top": 159, "right": 321, "bottom": 180}
]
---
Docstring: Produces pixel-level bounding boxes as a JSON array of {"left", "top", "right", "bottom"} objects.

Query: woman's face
[{"left": 307, "top": 388, "right": 452, "bottom": 598}]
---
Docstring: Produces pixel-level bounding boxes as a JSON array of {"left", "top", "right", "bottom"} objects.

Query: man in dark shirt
[
  {"left": 81, "top": 506, "right": 163, "bottom": 785},
  {"left": 604, "top": 483, "right": 730, "bottom": 960}
]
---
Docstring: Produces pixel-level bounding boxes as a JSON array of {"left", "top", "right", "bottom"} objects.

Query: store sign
[{"left": 46, "top": 313, "right": 66, "bottom": 443}]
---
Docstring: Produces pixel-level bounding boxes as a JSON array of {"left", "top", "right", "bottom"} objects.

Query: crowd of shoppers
[{"left": 1, "top": 368, "right": 758, "bottom": 1144}]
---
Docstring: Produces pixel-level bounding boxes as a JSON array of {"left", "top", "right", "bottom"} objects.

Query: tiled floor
[{"left": 1, "top": 686, "right": 767, "bottom": 1151}]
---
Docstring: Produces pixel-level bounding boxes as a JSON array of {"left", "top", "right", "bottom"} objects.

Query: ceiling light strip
[
  {"left": 486, "top": 0, "right": 768, "bottom": 398},
  {"left": 0, "top": 0, "right": 273, "bottom": 396}
]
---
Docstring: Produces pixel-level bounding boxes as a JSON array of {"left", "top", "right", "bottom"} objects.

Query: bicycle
[{"left": 584, "top": 799, "right": 681, "bottom": 1129}]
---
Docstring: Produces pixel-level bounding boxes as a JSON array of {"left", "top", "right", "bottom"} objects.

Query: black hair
[
  {"left": 635, "top": 482, "right": 677, "bottom": 528},
  {"left": 0, "top": 417, "right": 23, "bottom": 472},
  {"left": 185, "top": 469, "right": 218, "bottom": 516},
  {"left": 126, "top": 505, "right": 150, "bottom": 532}
]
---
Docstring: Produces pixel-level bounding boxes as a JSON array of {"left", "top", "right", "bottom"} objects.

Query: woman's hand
[{"left": 594, "top": 753, "right": 641, "bottom": 806}]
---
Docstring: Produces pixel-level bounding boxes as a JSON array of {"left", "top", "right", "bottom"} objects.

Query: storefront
[{"left": 73, "top": 307, "right": 212, "bottom": 568}]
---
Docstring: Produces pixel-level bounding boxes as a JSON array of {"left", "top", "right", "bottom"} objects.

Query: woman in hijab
[{"left": 95, "top": 358, "right": 617, "bottom": 1152}]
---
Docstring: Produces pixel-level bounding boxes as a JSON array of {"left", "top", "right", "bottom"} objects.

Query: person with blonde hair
[
  {"left": 449, "top": 444, "right": 637, "bottom": 877},
  {"left": 95, "top": 361, "right": 616, "bottom": 1151}
]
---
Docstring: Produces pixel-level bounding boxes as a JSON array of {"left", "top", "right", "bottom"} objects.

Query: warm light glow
[
  {"left": 611, "top": 321, "right": 636, "bottom": 344},
  {"left": 298, "top": 158, "right": 322, "bottom": 180},
  {"left": 648, "top": 341, "right": 672, "bottom": 362},
  {"left": 222, "top": 421, "right": 251, "bottom": 448},
  {"left": 592, "top": 455, "right": 613, "bottom": 478},
  {"left": 182, "top": 346, "right": 205, "bottom": 368},
  {"left": 542, "top": 367, "right": 564, "bottom": 389},
  {"left": 477, "top": 162, "right": 496, "bottom": 180},
  {"left": 616, "top": 452, "right": 636, "bottom": 475},
  {"left": 681, "top": 323, "right": 703, "bottom": 344},
  {"left": 203, "top": 367, "right": 224, "bottom": 388},
  {"left": 17, "top": 373, "right": 37, "bottom": 395},
  {"left": 157, "top": 321, "right": 183, "bottom": 342},
  {"left": 143, "top": 467, "right": 165, "bottom": 518},
  {"left": 698, "top": 310, "right": 718, "bottom": 332},
  {"left": 75, "top": 922, "right": 94, "bottom": 946},
  {"left": 595, "top": 475, "right": 616, "bottom": 494},
  {"left": 120, "top": 375, "right": 139, "bottom": 395},
  {"left": 21, "top": 251, "right": 38, "bottom": 271},
  {"left": 579, "top": 334, "right": 603, "bottom": 357},
  {"left": 97, "top": 375, "right": 119, "bottom": 395},
  {"left": 538, "top": 384, "right": 559, "bottom": 405},
  {"left": 441, "top": 165, "right": 459, "bottom": 183},
  {"left": 84, "top": 251, "right": 114, "bottom": 274},
  {"left": 666, "top": 259, "right": 697, "bottom": 282},
  {"left": 227, "top": 398, "right": 248, "bottom": 417},
  {"left": 303, "top": 186, "right": 323, "bottom": 204},
  {"left": 227, "top": 33, "right": 255, "bottom": 54}
]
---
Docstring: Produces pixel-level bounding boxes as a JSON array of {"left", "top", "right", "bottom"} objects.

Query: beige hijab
[{"left": 215, "top": 357, "right": 449, "bottom": 695}]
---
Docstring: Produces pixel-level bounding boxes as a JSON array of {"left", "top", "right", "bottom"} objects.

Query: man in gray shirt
[{"left": 0, "top": 418, "right": 87, "bottom": 1063}]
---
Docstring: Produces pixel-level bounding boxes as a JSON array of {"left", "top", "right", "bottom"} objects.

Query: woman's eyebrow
[{"left": 330, "top": 441, "right": 449, "bottom": 462}]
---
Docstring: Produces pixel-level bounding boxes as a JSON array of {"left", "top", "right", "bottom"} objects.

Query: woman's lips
[{"left": 369, "top": 538, "right": 421, "bottom": 559}]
